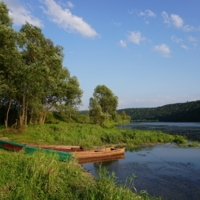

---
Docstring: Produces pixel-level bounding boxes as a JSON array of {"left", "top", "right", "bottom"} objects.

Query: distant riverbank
[{"left": 118, "top": 122, "right": 200, "bottom": 141}]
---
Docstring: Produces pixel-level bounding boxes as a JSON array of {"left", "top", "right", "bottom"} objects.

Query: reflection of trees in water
[
  {"left": 94, "top": 159, "right": 118, "bottom": 168},
  {"left": 93, "top": 159, "right": 119, "bottom": 176}
]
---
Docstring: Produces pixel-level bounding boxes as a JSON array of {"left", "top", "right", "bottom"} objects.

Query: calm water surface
[
  {"left": 83, "top": 123, "right": 200, "bottom": 200},
  {"left": 118, "top": 122, "right": 200, "bottom": 141}
]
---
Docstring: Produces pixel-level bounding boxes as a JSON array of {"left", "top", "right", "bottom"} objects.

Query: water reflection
[{"left": 78, "top": 154, "right": 125, "bottom": 164}]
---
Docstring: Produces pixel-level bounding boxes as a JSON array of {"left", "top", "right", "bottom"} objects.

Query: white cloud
[
  {"left": 1, "top": 0, "right": 43, "bottom": 27},
  {"left": 139, "top": 9, "right": 156, "bottom": 17},
  {"left": 162, "top": 12, "right": 184, "bottom": 28},
  {"left": 171, "top": 36, "right": 189, "bottom": 50},
  {"left": 188, "top": 36, "right": 198, "bottom": 46},
  {"left": 161, "top": 11, "right": 171, "bottom": 26},
  {"left": 188, "top": 36, "right": 197, "bottom": 43},
  {"left": 183, "top": 25, "right": 195, "bottom": 32},
  {"left": 114, "top": 21, "right": 121, "bottom": 26},
  {"left": 119, "top": 40, "right": 127, "bottom": 48},
  {"left": 42, "top": 0, "right": 98, "bottom": 38},
  {"left": 154, "top": 44, "right": 171, "bottom": 57},
  {"left": 181, "top": 45, "right": 188, "bottom": 50},
  {"left": 171, "top": 35, "right": 182, "bottom": 43},
  {"left": 171, "top": 14, "right": 184, "bottom": 28},
  {"left": 162, "top": 11, "right": 197, "bottom": 32},
  {"left": 67, "top": 1, "right": 74, "bottom": 8},
  {"left": 127, "top": 31, "right": 145, "bottom": 45}
]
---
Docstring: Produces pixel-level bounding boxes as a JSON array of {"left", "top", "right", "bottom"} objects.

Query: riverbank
[
  {"left": 0, "top": 148, "right": 161, "bottom": 200},
  {"left": 0, "top": 122, "right": 198, "bottom": 199},
  {"left": 0, "top": 122, "right": 193, "bottom": 149}
]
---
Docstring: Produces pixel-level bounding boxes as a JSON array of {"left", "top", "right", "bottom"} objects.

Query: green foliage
[
  {"left": 0, "top": 2, "right": 12, "bottom": 26},
  {"left": 0, "top": 122, "right": 189, "bottom": 149},
  {"left": 89, "top": 97, "right": 105, "bottom": 125},
  {"left": 0, "top": 2, "right": 25, "bottom": 128},
  {"left": 93, "top": 85, "right": 118, "bottom": 116},
  {"left": 89, "top": 85, "right": 118, "bottom": 125},
  {"left": 118, "top": 100, "right": 200, "bottom": 122},
  {"left": 121, "top": 111, "right": 127, "bottom": 120},
  {"left": 189, "top": 141, "right": 199, "bottom": 147},
  {"left": 0, "top": 3, "right": 83, "bottom": 128}
]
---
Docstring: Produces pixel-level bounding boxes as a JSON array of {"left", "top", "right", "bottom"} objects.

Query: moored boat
[
  {"left": 27, "top": 144, "right": 84, "bottom": 152},
  {"left": 0, "top": 140, "right": 72, "bottom": 161},
  {"left": 72, "top": 147, "right": 125, "bottom": 159},
  {"left": 0, "top": 140, "right": 125, "bottom": 163},
  {"left": 26, "top": 144, "right": 125, "bottom": 163}
]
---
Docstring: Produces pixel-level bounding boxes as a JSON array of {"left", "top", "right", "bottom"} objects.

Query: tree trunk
[
  {"left": 19, "top": 94, "right": 26, "bottom": 128},
  {"left": 5, "top": 99, "right": 12, "bottom": 129},
  {"left": 39, "top": 105, "right": 47, "bottom": 125},
  {"left": 28, "top": 107, "right": 33, "bottom": 124},
  {"left": 39, "top": 113, "right": 46, "bottom": 124},
  {"left": 24, "top": 100, "right": 28, "bottom": 126}
]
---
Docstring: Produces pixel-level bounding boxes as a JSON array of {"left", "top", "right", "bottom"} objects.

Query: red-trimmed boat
[{"left": 0, "top": 140, "right": 72, "bottom": 161}]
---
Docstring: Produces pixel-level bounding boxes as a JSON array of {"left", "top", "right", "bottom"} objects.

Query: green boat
[{"left": 0, "top": 140, "right": 72, "bottom": 161}]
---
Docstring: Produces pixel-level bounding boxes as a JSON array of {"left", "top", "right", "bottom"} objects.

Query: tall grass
[
  {"left": 0, "top": 149, "right": 160, "bottom": 200},
  {"left": 0, "top": 122, "right": 193, "bottom": 149}
]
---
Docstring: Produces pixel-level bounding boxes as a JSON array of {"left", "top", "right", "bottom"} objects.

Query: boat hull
[
  {"left": 1, "top": 140, "right": 125, "bottom": 163},
  {"left": 73, "top": 147, "right": 125, "bottom": 159},
  {"left": 27, "top": 144, "right": 84, "bottom": 152}
]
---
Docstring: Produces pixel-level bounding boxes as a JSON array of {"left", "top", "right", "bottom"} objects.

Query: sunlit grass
[
  {"left": 0, "top": 149, "right": 160, "bottom": 200},
  {"left": 0, "top": 122, "right": 189, "bottom": 149}
]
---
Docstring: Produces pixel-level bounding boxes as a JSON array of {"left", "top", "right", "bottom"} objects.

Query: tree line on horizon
[{"left": 117, "top": 100, "right": 200, "bottom": 122}]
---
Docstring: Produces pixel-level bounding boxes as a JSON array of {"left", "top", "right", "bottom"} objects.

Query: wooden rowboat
[
  {"left": 26, "top": 144, "right": 84, "bottom": 152},
  {"left": 26, "top": 144, "right": 125, "bottom": 164},
  {"left": 0, "top": 140, "right": 125, "bottom": 163},
  {"left": 73, "top": 147, "right": 125, "bottom": 159},
  {"left": 0, "top": 140, "right": 72, "bottom": 161}
]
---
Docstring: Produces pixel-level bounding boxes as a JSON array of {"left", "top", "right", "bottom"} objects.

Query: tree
[
  {"left": 93, "top": 85, "right": 118, "bottom": 117},
  {"left": 0, "top": 3, "right": 83, "bottom": 128},
  {"left": 89, "top": 85, "right": 118, "bottom": 124},
  {"left": 19, "top": 23, "right": 83, "bottom": 125},
  {"left": 56, "top": 75, "right": 83, "bottom": 119},
  {"left": 121, "top": 111, "right": 127, "bottom": 120},
  {"left": 89, "top": 97, "right": 104, "bottom": 125},
  {"left": 0, "top": 2, "right": 25, "bottom": 128}
]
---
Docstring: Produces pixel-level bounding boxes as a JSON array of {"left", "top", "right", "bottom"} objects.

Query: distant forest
[{"left": 117, "top": 100, "right": 200, "bottom": 122}]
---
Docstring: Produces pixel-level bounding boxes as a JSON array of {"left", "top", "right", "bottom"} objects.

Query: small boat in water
[
  {"left": 73, "top": 147, "right": 125, "bottom": 159},
  {"left": 27, "top": 144, "right": 125, "bottom": 164},
  {"left": 27, "top": 144, "right": 84, "bottom": 152},
  {"left": 26, "top": 144, "right": 125, "bottom": 158},
  {"left": 0, "top": 140, "right": 125, "bottom": 163},
  {"left": 0, "top": 140, "right": 72, "bottom": 161}
]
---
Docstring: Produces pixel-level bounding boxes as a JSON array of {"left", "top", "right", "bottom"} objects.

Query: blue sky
[{"left": 2, "top": 0, "right": 200, "bottom": 110}]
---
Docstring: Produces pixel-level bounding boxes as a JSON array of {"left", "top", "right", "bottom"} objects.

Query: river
[{"left": 83, "top": 122, "right": 200, "bottom": 200}]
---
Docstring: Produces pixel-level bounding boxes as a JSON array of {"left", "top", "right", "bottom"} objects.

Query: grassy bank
[
  {"left": 0, "top": 122, "right": 198, "bottom": 199},
  {"left": 0, "top": 122, "right": 194, "bottom": 149},
  {"left": 0, "top": 149, "right": 160, "bottom": 200}
]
